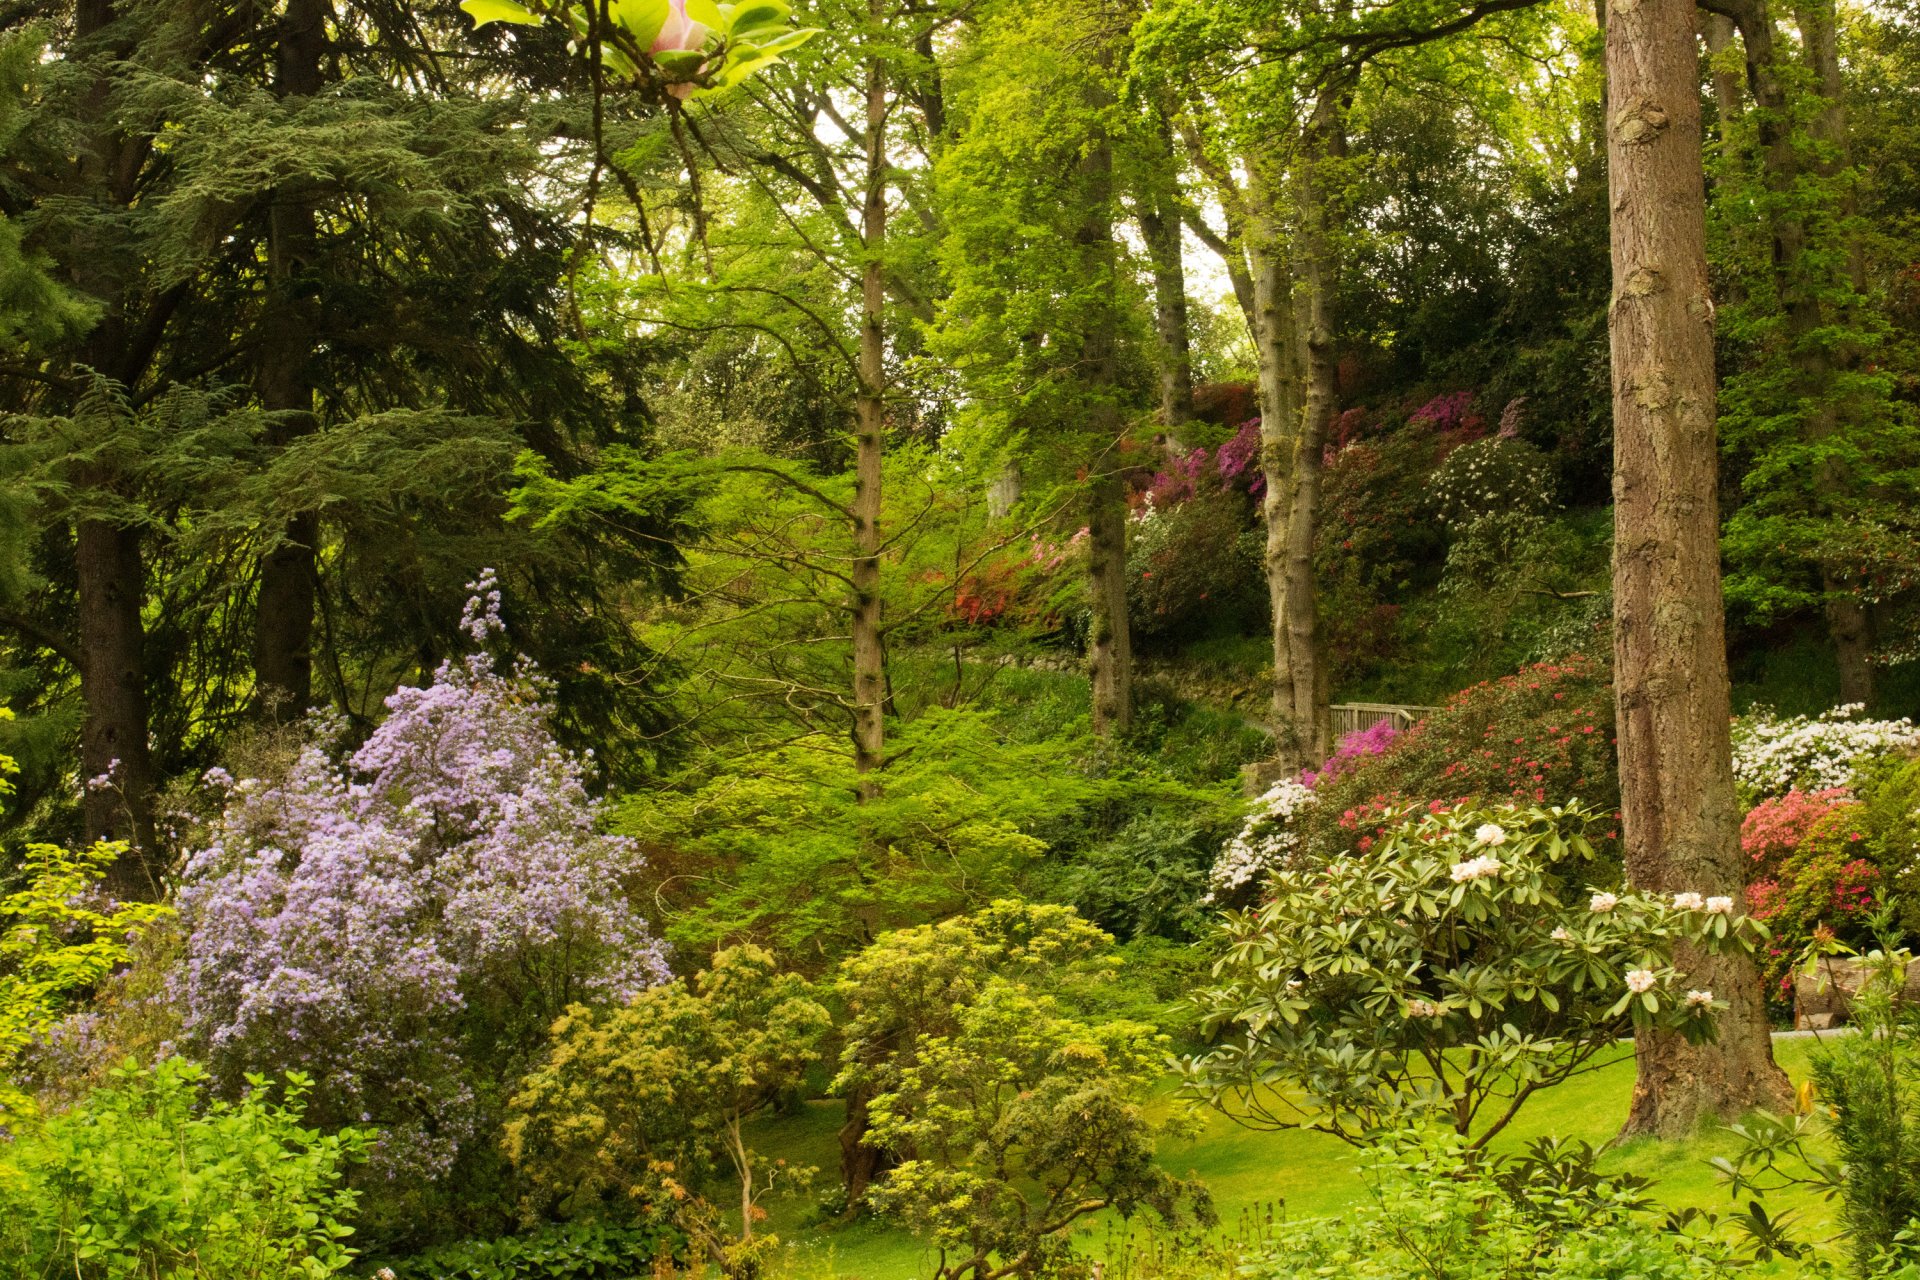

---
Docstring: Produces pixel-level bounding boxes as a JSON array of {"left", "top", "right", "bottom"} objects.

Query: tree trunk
[
  {"left": 850, "top": 27, "right": 887, "bottom": 794},
  {"left": 253, "top": 0, "right": 329, "bottom": 722},
  {"left": 1280, "top": 92, "right": 1344, "bottom": 768},
  {"left": 1607, "top": 0, "right": 1790, "bottom": 1135},
  {"left": 1139, "top": 118, "right": 1195, "bottom": 428},
  {"left": 1087, "top": 469, "right": 1132, "bottom": 735},
  {"left": 71, "top": 0, "right": 158, "bottom": 898},
  {"left": 1703, "top": 12, "right": 1744, "bottom": 129},
  {"left": 1079, "top": 120, "right": 1131, "bottom": 737},
  {"left": 1244, "top": 159, "right": 1311, "bottom": 768}
]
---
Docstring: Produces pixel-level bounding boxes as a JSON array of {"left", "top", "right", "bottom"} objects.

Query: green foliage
[
  {"left": 1127, "top": 493, "right": 1264, "bottom": 646},
  {"left": 506, "top": 944, "right": 830, "bottom": 1260},
  {"left": 1713, "top": 918, "right": 1920, "bottom": 1273},
  {"left": 0, "top": 1058, "right": 368, "bottom": 1280},
  {"left": 374, "top": 1219, "right": 688, "bottom": 1280},
  {"left": 1232, "top": 1128, "right": 1732, "bottom": 1279},
  {"left": 462, "top": 0, "right": 820, "bottom": 100},
  {"left": 856, "top": 907, "right": 1213, "bottom": 1279},
  {"left": 620, "top": 709, "right": 1097, "bottom": 965},
  {"left": 0, "top": 840, "right": 170, "bottom": 1121},
  {"left": 1186, "top": 801, "right": 1756, "bottom": 1146}
]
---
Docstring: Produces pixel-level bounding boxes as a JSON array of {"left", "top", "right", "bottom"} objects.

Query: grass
[{"left": 742, "top": 1039, "right": 1839, "bottom": 1279}]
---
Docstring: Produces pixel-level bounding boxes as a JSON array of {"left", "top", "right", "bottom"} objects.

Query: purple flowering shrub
[
  {"left": 1299, "top": 719, "right": 1399, "bottom": 789},
  {"left": 176, "top": 572, "right": 668, "bottom": 1186}
]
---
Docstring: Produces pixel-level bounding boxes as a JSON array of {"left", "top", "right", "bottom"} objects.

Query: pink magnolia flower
[{"left": 650, "top": 0, "right": 709, "bottom": 98}]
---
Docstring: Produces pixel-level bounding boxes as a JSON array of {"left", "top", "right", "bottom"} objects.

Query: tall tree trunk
[
  {"left": 836, "top": 27, "right": 891, "bottom": 1208},
  {"left": 72, "top": 0, "right": 158, "bottom": 897},
  {"left": 1280, "top": 92, "right": 1345, "bottom": 768},
  {"left": 1139, "top": 118, "right": 1195, "bottom": 428},
  {"left": 1703, "top": 12, "right": 1744, "bottom": 129},
  {"left": 253, "top": 0, "right": 328, "bottom": 722},
  {"left": 850, "top": 26, "right": 887, "bottom": 796},
  {"left": 1795, "top": 0, "right": 1874, "bottom": 704},
  {"left": 1724, "top": 0, "right": 1875, "bottom": 704},
  {"left": 1607, "top": 0, "right": 1790, "bottom": 1135},
  {"left": 1245, "top": 159, "right": 1311, "bottom": 767}
]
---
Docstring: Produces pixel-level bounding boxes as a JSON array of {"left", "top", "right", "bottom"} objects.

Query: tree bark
[
  {"left": 71, "top": 0, "right": 159, "bottom": 897},
  {"left": 850, "top": 21, "right": 887, "bottom": 794},
  {"left": 1280, "top": 92, "right": 1344, "bottom": 768},
  {"left": 1607, "top": 0, "right": 1790, "bottom": 1135},
  {"left": 1244, "top": 159, "right": 1310, "bottom": 767},
  {"left": 1139, "top": 117, "right": 1195, "bottom": 428},
  {"left": 1079, "top": 115, "right": 1131, "bottom": 736},
  {"left": 253, "top": 0, "right": 329, "bottom": 722}
]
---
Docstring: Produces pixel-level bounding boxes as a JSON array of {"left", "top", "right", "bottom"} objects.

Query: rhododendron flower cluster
[
  {"left": 177, "top": 571, "right": 668, "bottom": 1179},
  {"left": 1731, "top": 704, "right": 1920, "bottom": 799},
  {"left": 1206, "top": 778, "right": 1317, "bottom": 898}
]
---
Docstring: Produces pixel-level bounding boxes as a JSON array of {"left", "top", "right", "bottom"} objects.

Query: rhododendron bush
[
  {"left": 1184, "top": 801, "right": 1764, "bottom": 1146},
  {"left": 177, "top": 573, "right": 667, "bottom": 1189},
  {"left": 1730, "top": 703, "right": 1920, "bottom": 800}
]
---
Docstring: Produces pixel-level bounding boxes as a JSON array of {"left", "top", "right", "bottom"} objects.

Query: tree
[{"left": 1605, "top": 0, "right": 1790, "bottom": 1134}]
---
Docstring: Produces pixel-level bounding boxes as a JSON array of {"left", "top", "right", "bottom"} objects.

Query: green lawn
[{"left": 744, "top": 1038, "right": 1840, "bottom": 1279}]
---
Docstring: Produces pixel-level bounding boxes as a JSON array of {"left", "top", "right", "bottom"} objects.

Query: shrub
[
  {"left": 0, "top": 840, "right": 169, "bottom": 1121},
  {"left": 1730, "top": 703, "right": 1920, "bottom": 801},
  {"left": 373, "top": 1219, "right": 688, "bottom": 1280},
  {"left": 1126, "top": 488, "right": 1263, "bottom": 644},
  {"left": 1233, "top": 1128, "right": 1732, "bottom": 1279},
  {"left": 1301, "top": 656, "right": 1618, "bottom": 863},
  {"left": 175, "top": 574, "right": 666, "bottom": 1229},
  {"left": 1185, "top": 801, "right": 1759, "bottom": 1146},
  {"left": 1746, "top": 801, "right": 1881, "bottom": 1004},
  {"left": 864, "top": 955, "right": 1213, "bottom": 1279},
  {"left": 1205, "top": 777, "right": 1316, "bottom": 903},
  {"left": 504, "top": 945, "right": 830, "bottom": 1272},
  {"left": 0, "top": 1058, "right": 368, "bottom": 1280},
  {"left": 1740, "top": 787, "right": 1855, "bottom": 879},
  {"left": 1429, "top": 436, "right": 1557, "bottom": 528}
]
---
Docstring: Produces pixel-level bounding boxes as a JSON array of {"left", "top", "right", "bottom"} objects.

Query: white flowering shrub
[
  {"left": 1429, "top": 437, "right": 1556, "bottom": 528},
  {"left": 1207, "top": 778, "right": 1317, "bottom": 900},
  {"left": 1183, "top": 801, "right": 1767, "bottom": 1146},
  {"left": 1731, "top": 703, "right": 1920, "bottom": 800}
]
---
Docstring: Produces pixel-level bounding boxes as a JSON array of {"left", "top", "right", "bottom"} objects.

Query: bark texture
[
  {"left": 1080, "top": 124, "right": 1132, "bottom": 737},
  {"left": 1140, "top": 118, "right": 1195, "bottom": 428},
  {"left": 72, "top": 0, "right": 159, "bottom": 897},
  {"left": 1607, "top": 0, "right": 1790, "bottom": 1135},
  {"left": 253, "top": 0, "right": 329, "bottom": 721},
  {"left": 850, "top": 27, "right": 888, "bottom": 793}
]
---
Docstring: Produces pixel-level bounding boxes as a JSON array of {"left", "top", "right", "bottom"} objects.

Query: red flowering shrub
[
  {"left": 1744, "top": 802, "right": 1879, "bottom": 1007},
  {"left": 1127, "top": 490, "right": 1264, "bottom": 643},
  {"left": 1300, "top": 656, "right": 1619, "bottom": 862},
  {"left": 1739, "top": 788, "right": 1854, "bottom": 879}
]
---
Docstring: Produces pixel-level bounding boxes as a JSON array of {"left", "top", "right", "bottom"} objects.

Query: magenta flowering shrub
[
  {"left": 177, "top": 572, "right": 668, "bottom": 1184},
  {"left": 1300, "top": 719, "right": 1399, "bottom": 789}
]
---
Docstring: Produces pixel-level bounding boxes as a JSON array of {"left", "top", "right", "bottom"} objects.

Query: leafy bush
[
  {"left": 0, "top": 840, "right": 169, "bottom": 1121},
  {"left": 175, "top": 575, "right": 666, "bottom": 1235},
  {"left": 1430, "top": 436, "right": 1557, "bottom": 528},
  {"left": 1730, "top": 703, "right": 1920, "bottom": 801},
  {"left": 0, "top": 1058, "right": 367, "bottom": 1280},
  {"left": 859, "top": 913, "right": 1213, "bottom": 1279},
  {"left": 1126, "top": 489, "right": 1263, "bottom": 644},
  {"left": 1186, "top": 801, "right": 1757, "bottom": 1145},
  {"left": 1234, "top": 1128, "right": 1732, "bottom": 1279},
  {"left": 373, "top": 1219, "right": 688, "bottom": 1280},
  {"left": 1301, "top": 656, "right": 1618, "bottom": 863},
  {"left": 1740, "top": 787, "right": 1855, "bottom": 879},
  {"left": 1747, "top": 801, "right": 1882, "bottom": 1004},
  {"left": 505, "top": 945, "right": 830, "bottom": 1269},
  {"left": 1053, "top": 809, "right": 1226, "bottom": 942}
]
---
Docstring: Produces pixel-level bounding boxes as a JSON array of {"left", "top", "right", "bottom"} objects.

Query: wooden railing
[{"left": 1330, "top": 701, "right": 1436, "bottom": 739}]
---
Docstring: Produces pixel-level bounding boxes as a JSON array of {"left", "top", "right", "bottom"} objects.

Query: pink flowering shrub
[
  {"left": 1300, "top": 719, "right": 1398, "bottom": 789},
  {"left": 177, "top": 572, "right": 667, "bottom": 1190},
  {"left": 1744, "top": 802, "right": 1879, "bottom": 1005},
  {"left": 1739, "top": 788, "right": 1854, "bottom": 879}
]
